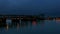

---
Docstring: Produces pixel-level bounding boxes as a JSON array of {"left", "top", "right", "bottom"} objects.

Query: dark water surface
[{"left": 0, "top": 20, "right": 60, "bottom": 34}]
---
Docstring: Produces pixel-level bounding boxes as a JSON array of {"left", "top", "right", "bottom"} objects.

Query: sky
[{"left": 0, "top": 0, "right": 60, "bottom": 16}]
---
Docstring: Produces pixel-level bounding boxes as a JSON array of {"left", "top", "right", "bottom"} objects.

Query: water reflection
[
  {"left": 1, "top": 15, "right": 60, "bottom": 32},
  {"left": 1, "top": 20, "right": 60, "bottom": 33},
  {"left": 4, "top": 24, "right": 9, "bottom": 32},
  {"left": 16, "top": 23, "right": 20, "bottom": 31},
  {"left": 0, "top": 20, "right": 45, "bottom": 32},
  {"left": 32, "top": 21, "right": 37, "bottom": 26}
]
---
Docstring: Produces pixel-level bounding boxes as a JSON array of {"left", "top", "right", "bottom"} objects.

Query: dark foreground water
[{"left": 0, "top": 20, "right": 60, "bottom": 34}]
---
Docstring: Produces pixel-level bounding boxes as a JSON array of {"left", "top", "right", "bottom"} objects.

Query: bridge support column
[
  {"left": 11, "top": 18, "right": 20, "bottom": 25},
  {"left": 0, "top": 18, "right": 6, "bottom": 26}
]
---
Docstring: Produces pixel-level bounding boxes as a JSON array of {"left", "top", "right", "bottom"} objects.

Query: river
[{"left": 0, "top": 20, "right": 60, "bottom": 34}]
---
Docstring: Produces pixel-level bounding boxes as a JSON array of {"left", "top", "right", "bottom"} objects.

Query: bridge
[{"left": 0, "top": 14, "right": 45, "bottom": 25}]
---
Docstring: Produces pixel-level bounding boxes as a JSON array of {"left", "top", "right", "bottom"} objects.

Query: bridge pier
[
  {"left": 0, "top": 18, "right": 6, "bottom": 23},
  {"left": 0, "top": 18, "right": 6, "bottom": 27},
  {"left": 11, "top": 17, "right": 20, "bottom": 25}
]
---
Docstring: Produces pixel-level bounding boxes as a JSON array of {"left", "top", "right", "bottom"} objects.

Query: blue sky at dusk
[{"left": 0, "top": 0, "right": 60, "bottom": 16}]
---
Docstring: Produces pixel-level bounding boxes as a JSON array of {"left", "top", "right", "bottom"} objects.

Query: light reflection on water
[{"left": 0, "top": 20, "right": 60, "bottom": 33}]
